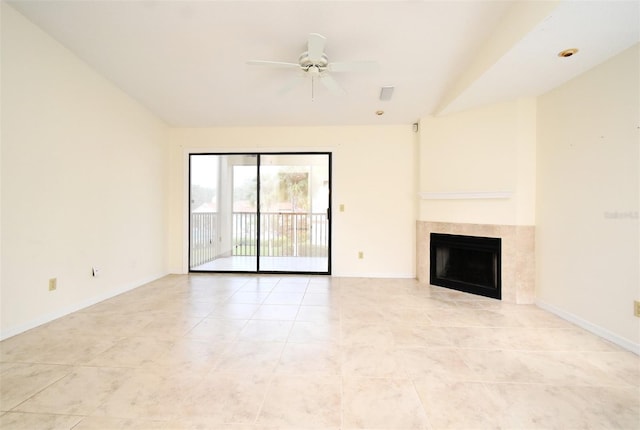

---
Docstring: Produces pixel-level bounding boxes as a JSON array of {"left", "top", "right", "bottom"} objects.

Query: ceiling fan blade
[
  {"left": 247, "top": 60, "right": 300, "bottom": 69},
  {"left": 328, "top": 60, "right": 379, "bottom": 73},
  {"left": 319, "top": 73, "right": 346, "bottom": 96},
  {"left": 307, "top": 33, "right": 326, "bottom": 63}
]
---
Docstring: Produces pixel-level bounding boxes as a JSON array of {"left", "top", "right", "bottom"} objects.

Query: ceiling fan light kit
[{"left": 248, "top": 33, "right": 378, "bottom": 100}]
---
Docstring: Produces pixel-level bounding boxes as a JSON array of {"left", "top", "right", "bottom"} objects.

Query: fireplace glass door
[{"left": 430, "top": 233, "right": 501, "bottom": 299}]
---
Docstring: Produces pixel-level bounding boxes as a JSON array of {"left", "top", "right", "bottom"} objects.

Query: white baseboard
[
  {"left": 536, "top": 299, "right": 639, "bottom": 355},
  {"left": 0, "top": 272, "right": 168, "bottom": 341}
]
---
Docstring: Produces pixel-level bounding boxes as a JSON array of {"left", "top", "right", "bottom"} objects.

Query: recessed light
[
  {"left": 558, "top": 48, "right": 579, "bottom": 58},
  {"left": 375, "top": 110, "right": 384, "bottom": 116}
]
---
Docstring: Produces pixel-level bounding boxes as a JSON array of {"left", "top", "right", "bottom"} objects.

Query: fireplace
[{"left": 430, "top": 233, "right": 501, "bottom": 300}]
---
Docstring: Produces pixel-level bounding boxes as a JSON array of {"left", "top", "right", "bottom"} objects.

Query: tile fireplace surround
[{"left": 417, "top": 221, "right": 535, "bottom": 304}]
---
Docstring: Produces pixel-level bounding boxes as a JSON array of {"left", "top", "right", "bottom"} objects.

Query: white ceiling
[{"left": 8, "top": 0, "right": 640, "bottom": 127}]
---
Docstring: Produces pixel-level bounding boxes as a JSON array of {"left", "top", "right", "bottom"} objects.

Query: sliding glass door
[
  {"left": 258, "top": 154, "right": 330, "bottom": 272},
  {"left": 189, "top": 154, "right": 258, "bottom": 271},
  {"left": 189, "top": 153, "right": 331, "bottom": 274}
]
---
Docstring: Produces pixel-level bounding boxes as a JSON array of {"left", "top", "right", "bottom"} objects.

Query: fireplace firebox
[{"left": 430, "top": 233, "right": 501, "bottom": 299}]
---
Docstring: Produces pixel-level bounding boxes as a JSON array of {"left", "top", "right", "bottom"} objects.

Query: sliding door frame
[{"left": 188, "top": 151, "right": 332, "bottom": 275}]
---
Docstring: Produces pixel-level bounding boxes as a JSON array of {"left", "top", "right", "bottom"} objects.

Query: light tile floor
[{"left": 0, "top": 275, "right": 638, "bottom": 429}]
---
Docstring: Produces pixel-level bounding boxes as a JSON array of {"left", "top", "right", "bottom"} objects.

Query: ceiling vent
[{"left": 379, "top": 86, "right": 394, "bottom": 101}]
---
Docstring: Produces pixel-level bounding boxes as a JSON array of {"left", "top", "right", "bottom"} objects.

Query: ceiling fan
[{"left": 247, "top": 33, "right": 378, "bottom": 100}]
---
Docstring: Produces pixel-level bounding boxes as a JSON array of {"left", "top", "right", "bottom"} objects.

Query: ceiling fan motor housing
[{"left": 299, "top": 52, "right": 329, "bottom": 71}]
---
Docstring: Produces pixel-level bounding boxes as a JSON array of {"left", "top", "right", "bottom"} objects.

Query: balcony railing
[
  {"left": 190, "top": 212, "right": 329, "bottom": 267},
  {"left": 191, "top": 212, "right": 219, "bottom": 267}
]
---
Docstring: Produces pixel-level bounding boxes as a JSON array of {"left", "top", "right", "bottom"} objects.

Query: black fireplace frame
[{"left": 430, "top": 233, "right": 502, "bottom": 300}]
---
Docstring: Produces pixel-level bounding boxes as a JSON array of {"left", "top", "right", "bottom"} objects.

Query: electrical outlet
[
  {"left": 634, "top": 300, "right": 640, "bottom": 317},
  {"left": 358, "top": 251, "right": 364, "bottom": 259},
  {"left": 48, "top": 278, "right": 57, "bottom": 291}
]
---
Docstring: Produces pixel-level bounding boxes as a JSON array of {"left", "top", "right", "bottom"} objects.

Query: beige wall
[
  {"left": 418, "top": 98, "right": 536, "bottom": 226},
  {"left": 536, "top": 44, "right": 640, "bottom": 349},
  {"left": 0, "top": 4, "right": 169, "bottom": 338},
  {"left": 167, "top": 126, "right": 417, "bottom": 278}
]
